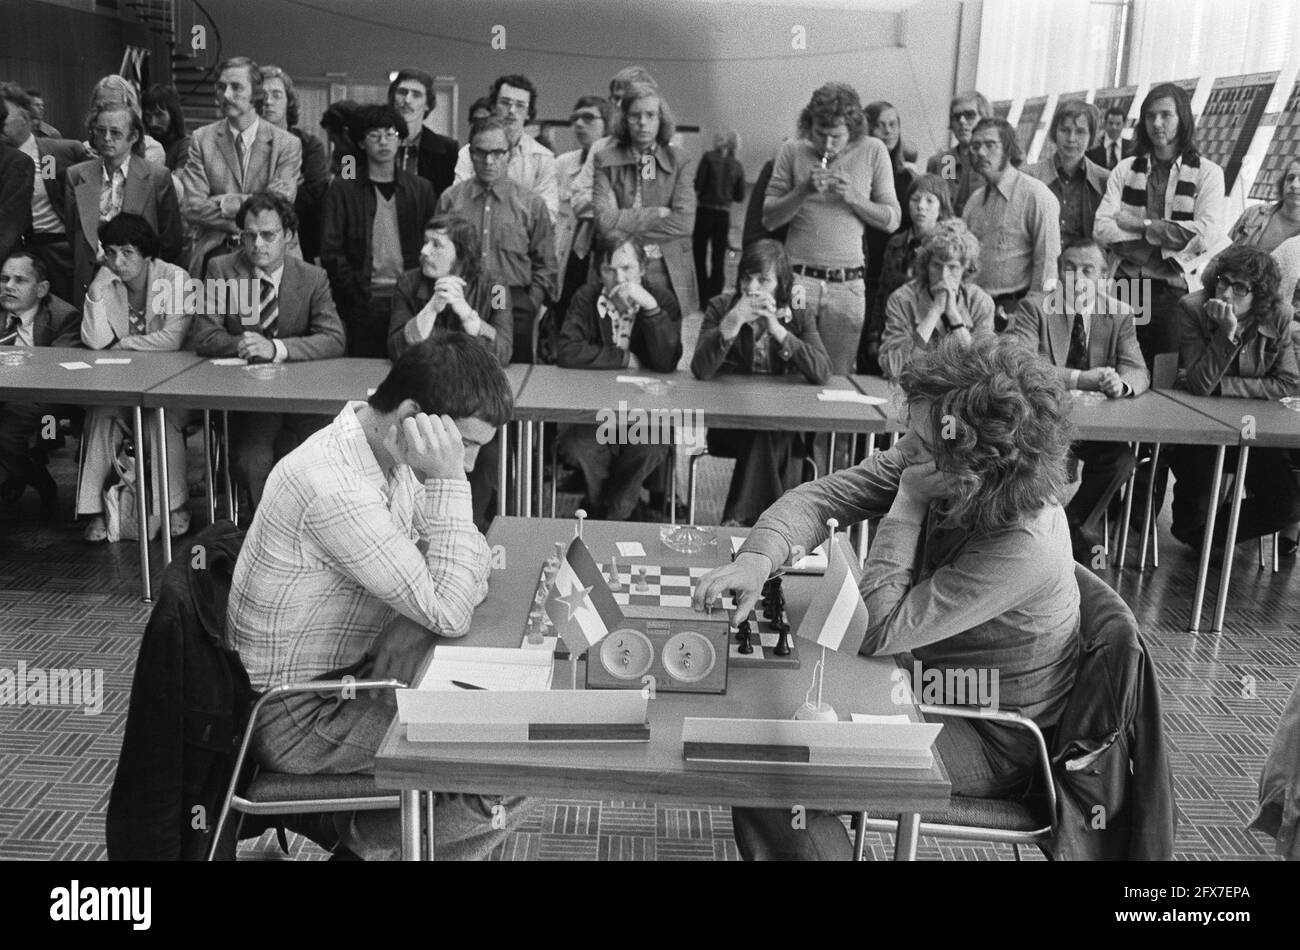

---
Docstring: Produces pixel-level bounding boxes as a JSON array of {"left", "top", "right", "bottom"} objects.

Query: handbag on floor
[{"left": 104, "top": 419, "right": 160, "bottom": 542}]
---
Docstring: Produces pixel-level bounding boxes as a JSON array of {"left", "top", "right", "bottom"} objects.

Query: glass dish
[
  {"left": 0, "top": 350, "right": 29, "bottom": 366},
  {"left": 244, "top": 362, "right": 286, "bottom": 380},
  {"left": 1281, "top": 397, "right": 1300, "bottom": 413},
  {"left": 659, "top": 524, "right": 717, "bottom": 554}
]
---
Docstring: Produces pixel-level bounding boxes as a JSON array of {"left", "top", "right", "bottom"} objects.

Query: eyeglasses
[
  {"left": 92, "top": 127, "right": 129, "bottom": 141},
  {"left": 365, "top": 128, "right": 401, "bottom": 142},
  {"left": 240, "top": 228, "right": 283, "bottom": 244},
  {"left": 470, "top": 146, "right": 509, "bottom": 161},
  {"left": 951, "top": 109, "right": 979, "bottom": 123},
  {"left": 1215, "top": 275, "right": 1253, "bottom": 299},
  {"left": 495, "top": 97, "right": 530, "bottom": 114}
]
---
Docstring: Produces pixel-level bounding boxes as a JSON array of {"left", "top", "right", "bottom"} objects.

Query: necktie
[
  {"left": 1066, "top": 312, "right": 1090, "bottom": 371},
  {"left": 2, "top": 313, "right": 19, "bottom": 344},
  {"left": 1109, "top": 143, "right": 1118, "bottom": 169},
  {"left": 258, "top": 278, "right": 279, "bottom": 338},
  {"left": 234, "top": 133, "right": 247, "bottom": 181}
]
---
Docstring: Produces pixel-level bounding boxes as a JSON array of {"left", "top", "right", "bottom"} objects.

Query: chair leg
[
  {"left": 1272, "top": 532, "right": 1279, "bottom": 573},
  {"left": 1102, "top": 510, "right": 1109, "bottom": 556},
  {"left": 1259, "top": 535, "right": 1266, "bottom": 569},
  {"left": 1012, "top": 842, "right": 1022, "bottom": 861}
]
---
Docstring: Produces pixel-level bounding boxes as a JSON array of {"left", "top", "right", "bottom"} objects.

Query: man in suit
[
  {"left": 25, "top": 89, "right": 62, "bottom": 139},
  {"left": 0, "top": 99, "right": 34, "bottom": 266},
  {"left": 1011, "top": 238, "right": 1149, "bottom": 561},
  {"left": 0, "top": 250, "right": 81, "bottom": 514},
  {"left": 1086, "top": 106, "right": 1135, "bottom": 171},
  {"left": 389, "top": 68, "right": 458, "bottom": 202},
  {"left": 178, "top": 56, "right": 302, "bottom": 277},
  {"left": 65, "top": 103, "right": 183, "bottom": 307},
  {"left": 0, "top": 82, "right": 85, "bottom": 303},
  {"left": 189, "top": 193, "right": 345, "bottom": 509}
]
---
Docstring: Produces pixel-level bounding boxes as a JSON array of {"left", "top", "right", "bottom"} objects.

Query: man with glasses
[
  {"left": 554, "top": 96, "right": 610, "bottom": 311},
  {"left": 189, "top": 193, "right": 345, "bottom": 510},
  {"left": 321, "top": 104, "right": 436, "bottom": 358},
  {"left": 179, "top": 56, "right": 302, "bottom": 278},
  {"left": 388, "top": 67, "right": 458, "bottom": 201},
  {"left": 452, "top": 74, "right": 558, "bottom": 221},
  {"left": 962, "top": 117, "right": 1061, "bottom": 332},
  {"left": 926, "top": 91, "right": 993, "bottom": 216},
  {"left": 437, "top": 117, "right": 556, "bottom": 363}
]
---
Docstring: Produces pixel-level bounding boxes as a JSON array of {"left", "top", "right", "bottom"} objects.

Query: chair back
[{"left": 1152, "top": 352, "right": 1178, "bottom": 389}]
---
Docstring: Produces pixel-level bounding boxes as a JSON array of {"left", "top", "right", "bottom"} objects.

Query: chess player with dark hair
[
  {"left": 452, "top": 74, "right": 557, "bottom": 220},
  {"left": 188, "top": 193, "right": 345, "bottom": 509},
  {"left": 1168, "top": 244, "right": 1300, "bottom": 547},
  {"left": 926, "top": 90, "right": 993, "bottom": 216},
  {"left": 691, "top": 239, "right": 831, "bottom": 526},
  {"left": 228, "top": 331, "right": 530, "bottom": 860},
  {"left": 76, "top": 214, "right": 193, "bottom": 541},
  {"left": 556, "top": 237, "right": 682, "bottom": 522},
  {"left": 695, "top": 335, "right": 1081, "bottom": 860},
  {"left": 1085, "top": 106, "right": 1135, "bottom": 171},
  {"left": 1010, "top": 238, "right": 1150, "bottom": 561},
  {"left": 321, "top": 104, "right": 437, "bottom": 359},
  {"left": 389, "top": 213, "right": 513, "bottom": 529},
  {"left": 0, "top": 250, "right": 81, "bottom": 514},
  {"left": 178, "top": 56, "right": 303, "bottom": 277},
  {"left": 65, "top": 101, "right": 183, "bottom": 307},
  {"left": 1094, "top": 82, "right": 1227, "bottom": 368},
  {"left": 1025, "top": 101, "right": 1110, "bottom": 247},
  {"left": 388, "top": 67, "right": 459, "bottom": 201},
  {"left": 962, "top": 117, "right": 1061, "bottom": 331}
]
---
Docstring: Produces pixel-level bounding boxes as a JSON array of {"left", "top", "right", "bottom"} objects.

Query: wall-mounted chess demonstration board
[
  {"left": 1016, "top": 96, "right": 1048, "bottom": 153},
  {"left": 1092, "top": 85, "right": 1138, "bottom": 130},
  {"left": 1250, "top": 77, "right": 1300, "bottom": 201},
  {"left": 1195, "top": 72, "right": 1278, "bottom": 194},
  {"left": 992, "top": 99, "right": 1013, "bottom": 121}
]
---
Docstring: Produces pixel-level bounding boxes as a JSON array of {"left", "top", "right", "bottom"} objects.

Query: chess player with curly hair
[{"left": 695, "top": 335, "right": 1082, "bottom": 860}]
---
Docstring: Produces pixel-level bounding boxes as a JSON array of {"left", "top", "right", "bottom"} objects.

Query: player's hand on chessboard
[
  {"left": 384, "top": 411, "right": 467, "bottom": 481},
  {"left": 693, "top": 552, "right": 772, "bottom": 625}
]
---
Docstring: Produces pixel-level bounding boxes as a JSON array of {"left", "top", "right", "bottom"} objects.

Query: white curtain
[{"left": 976, "top": 0, "right": 1115, "bottom": 101}]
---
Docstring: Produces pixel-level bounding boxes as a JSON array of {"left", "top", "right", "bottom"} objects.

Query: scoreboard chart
[
  {"left": 1250, "top": 77, "right": 1300, "bottom": 201},
  {"left": 1092, "top": 85, "right": 1138, "bottom": 129},
  {"left": 992, "top": 99, "right": 1013, "bottom": 121},
  {"left": 1017, "top": 96, "right": 1048, "bottom": 152},
  {"left": 1195, "top": 72, "right": 1278, "bottom": 194}
]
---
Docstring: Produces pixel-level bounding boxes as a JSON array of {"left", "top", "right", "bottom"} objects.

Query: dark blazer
[
  {"left": 1048, "top": 565, "right": 1176, "bottom": 860},
  {"left": 0, "top": 141, "right": 34, "bottom": 263},
  {"left": 1011, "top": 295, "right": 1150, "bottom": 395},
  {"left": 556, "top": 281, "right": 682, "bottom": 372},
  {"left": 1178, "top": 291, "right": 1299, "bottom": 399},
  {"left": 188, "top": 252, "right": 346, "bottom": 361},
  {"left": 742, "top": 159, "right": 786, "bottom": 248},
  {"left": 386, "top": 267, "right": 512, "bottom": 366},
  {"left": 320, "top": 170, "right": 437, "bottom": 318},
  {"left": 30, "top": 136, "right": 87, "bottom": 234},
  {"left": 691, "top": 291, "right": 832, "bottom": 384},
  {"left": 412, "top": 130, "right": 458, "bottom": 201},
  {"left": 290, "top": 127, "right": 331, "bottom": 262},
  {"left": 64, "top": 157, "right": 184, "bottom": 306},
  {"left": 1085, "top": 137, "right": 1136, "bottom": 171},
  {"left": 14, "top": 293, "right": 83, "bottom": 347}
]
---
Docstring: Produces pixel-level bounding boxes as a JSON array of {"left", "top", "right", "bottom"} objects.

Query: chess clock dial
[
  {"left": 599, "top": 628, "right": 655, "bottom": 680},
  {"left": 661, "top": 631, "right": 717, "bottom": 683}
]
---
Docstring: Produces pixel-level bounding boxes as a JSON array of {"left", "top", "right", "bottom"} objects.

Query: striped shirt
[{"left": 228, "top": 402, "right": 491, "bottom": 689}]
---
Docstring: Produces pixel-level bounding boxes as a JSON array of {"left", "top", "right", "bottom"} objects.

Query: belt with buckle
[{"left": 792, "top": 264, "right": 864, "bottom": 283}]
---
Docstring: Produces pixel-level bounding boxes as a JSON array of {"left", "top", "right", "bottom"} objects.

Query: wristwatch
[
  {"left": 1143, "top": 218, "right": 1153, "bottom": 228},
  {"left": 943, "top": 312, "right": 966, "bottom": 330}
]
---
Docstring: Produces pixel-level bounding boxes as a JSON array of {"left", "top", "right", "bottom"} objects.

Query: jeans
[
  {"left": 793, "top": 274, "right": 866, "bottom": 375},
  {"left": 693, "top": 207, "right": 731, "bottom": 302}
]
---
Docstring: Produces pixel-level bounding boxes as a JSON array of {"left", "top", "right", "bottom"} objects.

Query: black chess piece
[
  {"left": 773, "top": 620, "right": 791, "bottom": 657},
  {"left": 737, "top": 620, "right": 754, "bottom": 654},
  {"left": 736, "top": 618, "right": 751, "bottom": 644}
]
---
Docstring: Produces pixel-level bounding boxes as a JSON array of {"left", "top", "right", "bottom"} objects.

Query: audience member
[
  {"left": 25, "top": 88, "right": 61, "bottom": 138},
  {"left": 141, "top": 83, "right": 190, "bottom": 172},
  {"left": 1025, "top": 100, "right": 1109, "bottom": 246},
  {"left": 453, "top": 74, "right": 557, "bottom": 220},
  {"left": 861, "top": 100, "right": 916, "bottom": 371},
  {"left": 320, "top": 99, "right": 360, "bottom": 177},
  {"left": 962, "top": 116, "right": 1061, "bottom": 331},
  {"left": 1227, "top": 158, "right": 1300, "bottom": 253},
  {"left": 179, "top": 57, "right": 303, "bottom": 277},
  {"left": 321, "top": 104, "right": 437, "bottom": 358},
  {"left": 260, "top": 66, "right": 331, "bottom": 263},
  {"left": 690, "top": 239, "right": 830, "bottom": 525},
  {"left": 926, "top": 90, "right": 993, "bottom": 216},
  {"left": 0, "top": 98, "right": 35, "bottom": 265},
  {"left": 87, "top": 76, "right": 164, "bottom": 167},
  {"left": 879, "top": 219, "right": 994, "bottom": 376},
  {"left": 693, "top": 131, "right": 746, "bottom": 302},
  {"left": 76, "top": 214, "right": 192, "bottom": 541},
  {"left": 188, "top": 193, "right": 345, "bottom": 508},
  {"left": 554, "top": 95, "right": 610, "bottom": 314},
  {"left": 1085, "top": 105, "right": 1135, "bottom": 171},
  {"left": 467, "top": 96, "right": 494, "bottom": 126},
  {"left": 64, "top": 101, "right": 183, "bottom": 306},
  {"left": 436, "top": 116, "right": 556, "bottom": 362},
  {"left": 389, "top": 68, "right": 458, "bottom": 201},
  {"left": 571, "top": 66, "right": 658, "bottom": 240}
]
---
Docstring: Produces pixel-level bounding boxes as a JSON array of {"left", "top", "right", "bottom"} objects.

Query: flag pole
[
  {"left": 793, "top": 518, "right": 839, "bottom": 721},
  {"left": 818, "top": 518, "right": 838, "bottom": 707}
]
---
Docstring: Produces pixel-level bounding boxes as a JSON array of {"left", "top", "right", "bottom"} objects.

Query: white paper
[
  {"left": 366, "top": 388, "right": 377, "bottom": 396},
  {"left": 416, "top": 645, "right": 554, "bottom": 692},
  {"left": 59, "top": 361, "right": 92, "bottom": 370},
  {"left": 850, "top": 713, "right": 913, "bottom": 725},
  {"left": 616, "top": 375, "right": 655, "bottom": 384},
  {"left": 94, "top": 357, "right": 132, "bottom": 365},
  {"left": 210, "top": 357, "right": 246, "bottom": 366},
  {"left": 615, "top": 541, "right": 645, "bottom": 557},
  {"left": 818, "top": 390, "right": 886, "bottom": 405}
]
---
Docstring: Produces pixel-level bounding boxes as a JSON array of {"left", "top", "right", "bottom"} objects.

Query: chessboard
[{"left": 609, "top": 564, "right": 733, "bottom": 611}]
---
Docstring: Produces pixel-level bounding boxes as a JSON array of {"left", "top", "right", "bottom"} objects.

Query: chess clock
[{"left": 586, "top": 608, "right": 731, "bottom": 694}]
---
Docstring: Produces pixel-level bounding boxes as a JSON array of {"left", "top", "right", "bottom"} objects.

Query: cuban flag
[
  {"left": 545, "top": 537, "right": 625, "bottom": 654},
  {"left": 796, "top": 535, "right": 869, "bottom": 655}
]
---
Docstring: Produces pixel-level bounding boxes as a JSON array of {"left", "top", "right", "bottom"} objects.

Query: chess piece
[
  {"left": 635, "top": 566, "right": 650, "bottom": 592},
  {"left": 773, "top": 620, "right": 791, "bottom": 657},
  {"left": 607, "top": 556, "right": 622, "bottom": 590},
  {"left": 736, "top": 618, "right": 752, "bottom": 644},
  {"left": 737, "top": 621, "right": 754, "bottom": 654}
]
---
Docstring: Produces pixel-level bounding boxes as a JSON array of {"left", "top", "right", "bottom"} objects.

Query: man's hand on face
[
  {"left": 1205, "top": 297, "right": 1239, "bottom": 340},
  {"left": 237, "top": 331, "right": 275, "bottom": 361},
  {"left": 384, "top": 412, "right": 467, "bottom": 481}
]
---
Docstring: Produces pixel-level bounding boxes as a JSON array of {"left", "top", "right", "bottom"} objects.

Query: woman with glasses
[
  {"left": 592, "top": 81, "right": 699, "bottom": 318},
  {"left": 64, "top": 102, "right": 183, "bottom": 306},
  {"left": 1168, "top": 245, "right": 1300, "bottom": 549},
  {"left": 76, "top": 214, "right": 193, "bottom": 542}
]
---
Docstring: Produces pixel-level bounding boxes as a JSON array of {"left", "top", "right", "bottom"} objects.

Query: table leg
[
  {"left": 133, "top": 407, "right": 152, "bottom": 602},
  {"left": 1188, "top": 445, "right": 1226, "bottom": 634},
  {"left": 1137, "top": 443, "right": 1161, "bottom": 571},
  {"left": 400, "top": 790, "right": 421, "bottom": 861},
  {"left": 827, "top": 433, "right": 837, "bottom": 475},
  {"left": 893, "top": 812, "right": 920, "bottom": 860},
  {"left": 203, "top": 409, "right": 216, "bottom": 527},
  {"left": 221, "top": 411, "right": 234, "bottom": 521},
  {"left": 1211, "top": 445, "right": 1249, "bottom": 635},
  {"left": 853, "top": 812, "right": 868, "bottom": 861},
  {"left": 1115, "top": 446, "right": 1138, "bottom": 570},
  {"left": 424, "top": 790, "right": 437, "bottom": 861},
  {"left": 157, "top": 408, "right": 173, "bottom": 566},
  {"left": 866, "top": 433, "right": 876, "bottom": 458},
  {"left": 535, "top": 420, "right": 545, "bottom": 517},
  {"left": 497, "top": 424, "right": 509, "bottom": 518},
  {"left": 521, "top": 421, "right": 533, "bottom": 517},
  {"left": 512, "top": 422, "right": 523, "bottom": 517}
]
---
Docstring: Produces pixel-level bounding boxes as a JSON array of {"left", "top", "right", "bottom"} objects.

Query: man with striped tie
[{"left": 189, "top": 193, "right": 345, "bottom": 510}]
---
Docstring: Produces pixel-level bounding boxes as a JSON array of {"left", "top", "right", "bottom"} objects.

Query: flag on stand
[
  {"left": 545, "top": 537, "right": 625, "bottom": 654},
  {"left": 795, "top": 535, "right": 869, "bottom": 655}
]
